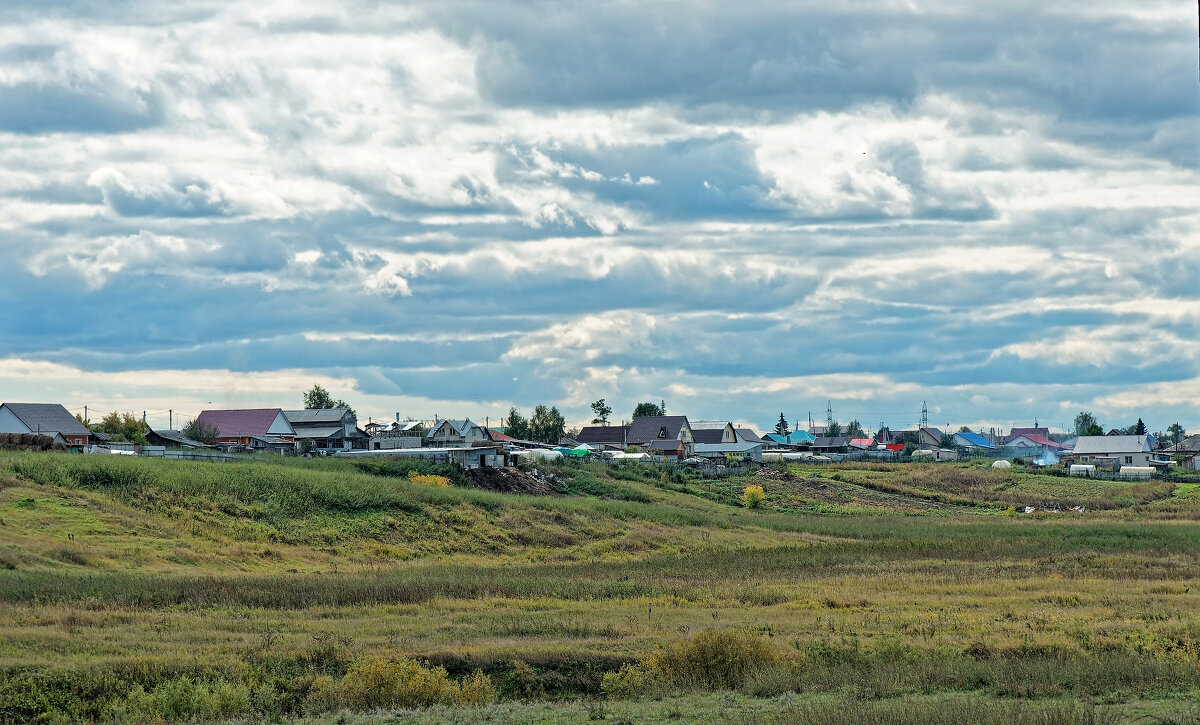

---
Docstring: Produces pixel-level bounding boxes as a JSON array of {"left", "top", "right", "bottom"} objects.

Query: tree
[
  {"left": 528, "top": 404, "right": 566, "bottom": 444},
  {"left": 958, "top": 426, "right": 973, "bottom": 433},
  {"left": 939, "top": 433, "right": 957, "bottom": 449},
  {"left": 876, "top": 426, "right": 890, "bottom": 442},
  {"left": 303, "top": 383, "right": 355, "bottom": 416},
  {"left": 1135, "top": 418, "right": 1146, "bottom": 436},
  {"left": 181, "top": 419, "right": 221, "bottom": 445},
  {"left": 774, "top": 413, "right": 790, "bottom": 436},
  {"left": 1167, "top": 422, "right": 1186, "bottom": 446},
  {"left": 93, "top": 411, "right": 149, "bottom": 445},
  {"left": 1074, "top": 412, "right": 1102, "bottom": 437},
  {"left": 845, "top": 420, "right": 865, "bottom": 439},
  {"left": 826, "top": 422, "right": 842, "bottom": 437},
  {"left": 505, "top": 408, "right": 530, "bottom": 440},
  {"left": 632, "top": 402, "right": 665, "bottom": 419},
  {"left": 590, "top": 398, "right": 612, "bottom": 425}
]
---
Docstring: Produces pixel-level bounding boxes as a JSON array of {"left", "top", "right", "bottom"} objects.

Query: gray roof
[
  {"left": 1072, "top": 435, "right": 1152, "bottom": 455},
  {"left": 812, "top": 436, "right": 849, "bottom": 448},
  {"left": 736, "top": 428, "right": 763, "bottom": 443},
  {"left": 628, "top": 415, "right": 690, "bottom": 444},
  {"left": 2, "top": 403, "right": 91, "bottom": 437},
  {"left": 292, "top": 426, "right": 348, "bottom": 440},
  {"left": 689, "top": 420, "right": 733, "bottom": 430},
  {"left": 692, "top": 429, "right": 727, "bottom": 444},
  {"left": 148, "top": 429, "right": 211, "bottom": 448},
  {"left": 283, "top": 409, "right": 351, "bottom": 424},
  {"left": 425, "top": 419, "right": 479, "bottom": 438}
]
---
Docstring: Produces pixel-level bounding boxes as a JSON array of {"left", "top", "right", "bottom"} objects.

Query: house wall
[
  {"left": 0, "top": 406, "right": 32, "bottom": 434},
  {"left": 267, "top": 412, "right": 296, "bottom": 437}
]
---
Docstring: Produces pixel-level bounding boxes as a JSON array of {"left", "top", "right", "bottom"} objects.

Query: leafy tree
[
  {"left": 1167, "top": 422, "right": 1186, "bottom": 446},
  {"left": 528, "top": 404, "right": 566, "bottom": 444},
  {"left": 303, "top": 384, "right": 355, "bottom": 416},
  {"left": 939, "top": 433, "right": 957, "bottom": 449},
  {"left": 774, "top": 413, "right": 789, "bottom": 436},
  {"left": 844, "top": 420, "right": 865, "bottom": 439},
  {"left": 1074, "top": 412, "right": 1102, "bottom": 437},
  {"left": 590, "top": 398, "right": 612, "bottom": 425},
  {"left": 632, "top": 402, "right": 665, "bottom": 419},
  {"left": 505, "top": 408, "right": 530, "bottom": 440},
  {"left": 826, "top": 422, "right": 842, "bottom": 437},
  {"left": 958, "top": 426, "right": 973, "bottom": 433},
  {"left": 876, "top": 426, "right": 890, "bottom": 442},
  {"left": 181, "top": 419, "right": 221, "bottom": 445},
  {"left": 93, "top": 411, "right": 149, "bottom": 445}
]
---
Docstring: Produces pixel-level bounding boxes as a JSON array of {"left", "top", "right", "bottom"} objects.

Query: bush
[
  {"left": 329, "top": 658, "right": 496, "bottom": 711},
  {"left": 741, "top": 485, "right": 765, "bottom": 509},
  {"left": 603, "top": 630, "right": 779, "bottom": 698},
  {"left": 407, "top": 472, "right": 451, "bottom": 487}
]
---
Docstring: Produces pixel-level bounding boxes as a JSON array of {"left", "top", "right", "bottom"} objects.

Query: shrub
[
  {"left": 603, "top": 630, "right": 779, "bottom": 698},
  {"left": 741, "top": 485, "right": 765, "bottom": 509},
  {"left": 330, "top": 658, "right": 496, "bottom": 711}
]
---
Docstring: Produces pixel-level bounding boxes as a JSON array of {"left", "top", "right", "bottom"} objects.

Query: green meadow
[{"left": 0, "top": 452, "right": 1197, "bottom": 723}]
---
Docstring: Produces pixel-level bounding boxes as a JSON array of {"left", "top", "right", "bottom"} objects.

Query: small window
[
  {"left": 659, "top": 427, "right": 668, "bottom": 438},
  {"left": 1124, "top": 456, "right": 1132, "bottom": 464}
]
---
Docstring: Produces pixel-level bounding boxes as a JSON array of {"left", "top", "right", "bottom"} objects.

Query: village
[{"left": 1, "top": 396, "right": 1196, "bottom": 479}]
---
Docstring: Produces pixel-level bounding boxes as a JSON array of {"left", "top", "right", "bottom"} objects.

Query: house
[
  {"left": 424, "top": 418, "right": 491, "bottom": 448},
  {"left": 811, "top": 436, "right": 849, "bottom": 455},
  {"left": 1070, "top": 435, "right": 1156, "bottom": 469},
  {"left": 627, "top": 416, "right": 694, "bottom": 457},
  {"left": 283, "top": 408, "right": 368, "bottom": 454},
  {"left": 194, "top": 408, "right": 295, "bottom": 453},
  {"left": 693, "top": 441, "right": 763, "bottom": 464},
  {"left": 145, "top": 429, "right": 212, "bottom": 449},
  {"left": 0, "top": 403, "right": 91, "bottom": 447},
  {"left": 1007, "top": 433, "right": 1067, "bottom": 456},
  {"left": 1003, "top": 426, "right": 1050, "bottom": 444},
  {"left": 918, "top": 427, "right": 945, "bottom": 448},
  {"left": 690, "top": 421, "right": 737, "bottom": 445},
  {"left": 1164, "top": 435, "right": 1200, "bottom": 471},
  {"left": 577, "top": 425, "right": 630, "bottom": 449},
  {"left": 952, "top": 432, "right": 996, "bottom": 452},
  {"left": 883, "top": 429, "right": 918, "bottom": 445},
  {"left": 645, "top": 439, "right": 687, "bottom": 460},
  {"left": 736, "top": 428, "right": 763, "bottom": 444}
]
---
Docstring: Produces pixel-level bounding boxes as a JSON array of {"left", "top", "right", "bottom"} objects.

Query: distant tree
[
  {"left": 632, "top": 402, "right": 665, "bottom": 419},
  {"left": 1135, "top": 418, "right": 1147, "bottom": 436},
  {"left": 1074, "top": 412, "right": 1102, "bottom": 437},
  {"left": 303, "top": 384, "right": 355, "bottom": 416},
  {"left": 505, "top": 408, "right": 530, "bottom": 440},
  {"left": 958, "top": 426, "right": 972, "bottom": 433},
  {"left": 1167, "top": 422, "right": 1186, "bottom": 446},
  {"left": 590, "top": 399, "right": 612, "bottom": 425},
  {"left": 876, "top": 426, "right": 890, "bottom": 442},
  {"left": 528, "top": 404, "right": 566, "bottom": 444},
  {"left": 181, "top": 419, "right": 221, "bottom": 445},
  {"left": 93, "top": 411, "right": 149, "bottom": 445},
  {"left": 826, "top": 422, "right": 842, "bottom": 438},
  {"left": 774, "top": 413, "right": 790, "bottom": 436},
  {"left": 939, "top": 433, "right": 957, "bottom": 449},
  {"left": 896, "top": 431, "right": 918, "bottom": 445},
  {"left": 845, "top": 420, "right": 865, "bottom": 439}
]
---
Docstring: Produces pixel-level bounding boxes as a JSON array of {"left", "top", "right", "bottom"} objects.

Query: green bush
[
  {"left": 325, "top": 658, "right": 495, "bottom": 711},
  {"left": 603, "top": 630, "right": 779, "bottom": 698}
]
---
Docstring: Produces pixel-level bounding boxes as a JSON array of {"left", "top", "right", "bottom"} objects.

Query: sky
[{"left": 0, "top": 0, "right": 1197, "bottom": 436}]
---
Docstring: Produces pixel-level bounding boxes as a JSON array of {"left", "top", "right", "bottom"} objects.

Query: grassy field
[{"left": 0, "top": 452, "right": 1198, "bottom": 723}]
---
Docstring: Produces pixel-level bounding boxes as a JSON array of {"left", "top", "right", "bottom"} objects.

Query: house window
[
  {"left": 658, "top": 427, "right": 668, "bottom": 438},
  {"left": 1124, "top": 456, "right": 1132, "bottom": 465}
]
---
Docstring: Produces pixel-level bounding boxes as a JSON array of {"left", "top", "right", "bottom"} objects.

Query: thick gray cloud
[{"left": 0, "top": 0, "right": 1196, "bottom": 432}]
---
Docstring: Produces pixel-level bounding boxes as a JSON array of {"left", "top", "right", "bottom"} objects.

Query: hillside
[{"left": 1, "top": 453, "right": 1198, "bottom": 723}]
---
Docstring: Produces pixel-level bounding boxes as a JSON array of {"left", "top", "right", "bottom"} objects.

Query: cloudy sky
[{"left": 1, "top": 1, "right": 1197, "bottom": 435}]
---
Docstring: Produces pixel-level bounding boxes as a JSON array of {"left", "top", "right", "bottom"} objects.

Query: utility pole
[
  {"left": 84, "top": 406, "right": 87, "bottom": 425},
  {"left": 169, "top": 410, "right": 172, "bottom": 430}
]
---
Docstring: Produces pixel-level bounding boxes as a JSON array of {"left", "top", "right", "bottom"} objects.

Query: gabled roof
[
  {"left": 736, "top": 428, "right": 762, "bottom": 443},
  {"left": 488, "top": 429, "right": 515, "bottom": 443},
  {"left": 689, "top": 420, "right": 733, "bottom": 430},
  {"left": 1, "top": 403, "right": 91, "bottom": 437},
  {"left": 426, "top": 419, "right": 479, "bottom": 438},
  {"left": 577, "top": 425, "right": 629, "bottom": 444},
  {"left": 1009, "top": 433, "right": 1066, "bottom": 450},
  {"left": 692, "top": 429, "right": 728, "bottom": 444},
  {"left": 147, "top": 429, "right": 212, "bottom": 448},
  {"left": 849, "top": 438, "right": 875, "bottom": 448},
  {"left": 292, "top": 426, "right": 348, "bottom": 440},
  {"left": 647, "top": 439, "right": 683, "bottom": 451},
  {"left": 628, "top": 416, "right": 689, "bottom": 444},
  {"left": 786, "top": 430, "right": 816, "bottom": 444},
  {"left": 196, "top": 409, "right": 292, "bottom": 438},
  {"left": 812, "top": 436, "right": 848, "bottom": 448},
  {"left": 763, "top": 433, "right": 787, "bottom": 443},
  {"left": 283, "top": 409, "right": 351, "bottom": 425},
  {"left": 954, "top": 432, "right": 995, "bottom": 448},
  {"left": 1008, "top": 426, "right": 1050, "bottom": 440},
  {"left": 920, "top": 427, "right": 944, "bottom": 439},
  {"left": 1072, "top": 435, "right": 1153, "bottom": 455}
]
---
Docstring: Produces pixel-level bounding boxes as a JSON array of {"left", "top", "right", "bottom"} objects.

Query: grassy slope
[{"left": 0, "top": 453, "right": 1198, "bottom": 723}]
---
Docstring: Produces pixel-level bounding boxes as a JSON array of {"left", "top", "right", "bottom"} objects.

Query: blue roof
[
  {"left": 955, "top": 432, "right": 994, "bottom": 448},
  {"left": 764, "top": 433, "right": 787, "bottom": 443},
  {"left": 786, "top": 430, "right": 816, "bottom": 444}
]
